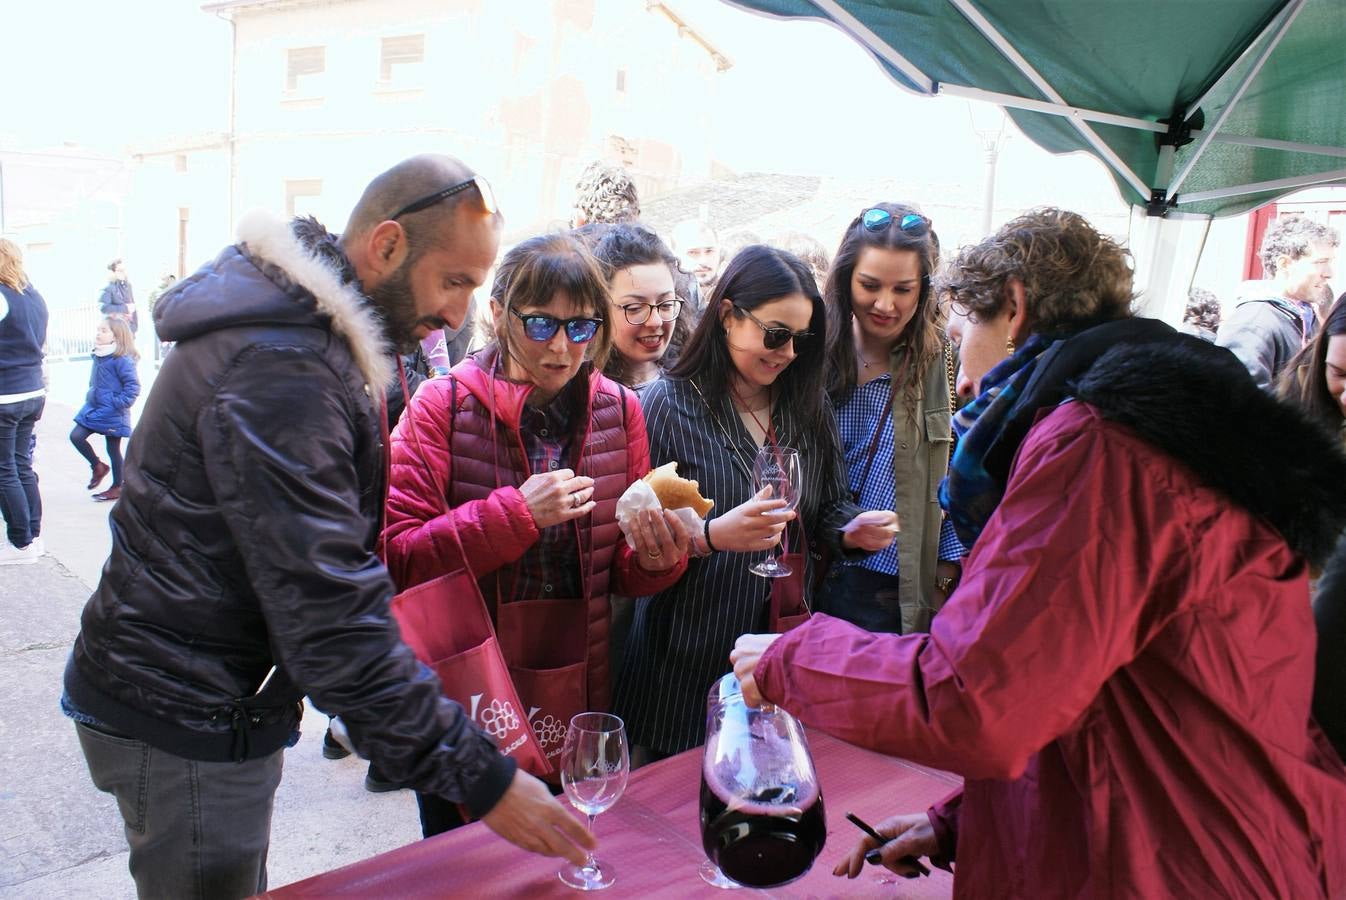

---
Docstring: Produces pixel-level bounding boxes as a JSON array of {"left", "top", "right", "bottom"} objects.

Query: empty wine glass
[
  {"left": 749, "top": 445, "right": 800, "bottom": 578},
  {"left": 558, "top": 712, "right": 630, "bottom": 891}
]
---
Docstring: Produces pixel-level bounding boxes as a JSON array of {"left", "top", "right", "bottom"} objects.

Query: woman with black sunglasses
[
  {"left": 383, "top": 232, "right": 692, "bottom": 837},
  {"left": 613, "top": 244, "right": 898, "bottom": 761},
  {"left": 815, "top": 202, "right": 963, "bottom": 634}
]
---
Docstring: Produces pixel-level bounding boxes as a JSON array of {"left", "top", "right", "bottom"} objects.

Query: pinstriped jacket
[{"left": 614, "top": 375, "right": 862, "bottom": 754}]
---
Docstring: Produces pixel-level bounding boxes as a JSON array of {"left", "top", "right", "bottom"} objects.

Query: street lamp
[{"left": 967, "top": 101, "right": 1010, "bottom": 235}]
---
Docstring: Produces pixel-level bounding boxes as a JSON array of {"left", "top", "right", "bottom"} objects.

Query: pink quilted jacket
[{"left": 382, "top": 349, "right": 686, "bottom": 708}]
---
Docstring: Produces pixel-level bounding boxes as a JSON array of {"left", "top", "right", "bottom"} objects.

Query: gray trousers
[{"left": 75, "top": 721, "right": 285, "bottom": 900}]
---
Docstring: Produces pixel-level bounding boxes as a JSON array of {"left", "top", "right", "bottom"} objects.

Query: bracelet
[{"left": 703, "top": 517, "right": 719, "bottom": 553}]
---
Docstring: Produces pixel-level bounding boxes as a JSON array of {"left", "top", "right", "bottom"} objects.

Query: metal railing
[{"left": 44, "top": 304, "right": 103, "bottom": 361}]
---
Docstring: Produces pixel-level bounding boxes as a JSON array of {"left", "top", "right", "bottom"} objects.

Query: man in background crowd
[{"left": 1218, "top": 216, "right": 1338, "bottom": 389}]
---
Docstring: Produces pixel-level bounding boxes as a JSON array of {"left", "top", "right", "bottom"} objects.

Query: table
[{"left": 260, "top": 731, "right": 959, "bottom": 899}]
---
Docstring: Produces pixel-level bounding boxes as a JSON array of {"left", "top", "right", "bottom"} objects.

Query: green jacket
[{"left": 888, "top": 341, "right": 955, "bottom": 633}]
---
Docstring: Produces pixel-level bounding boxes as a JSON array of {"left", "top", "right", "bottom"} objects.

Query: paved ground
[{"left": 0, "top": 358, "right": 421, "bottom": 899}]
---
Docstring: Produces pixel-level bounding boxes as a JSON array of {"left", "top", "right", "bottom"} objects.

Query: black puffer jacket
[{"left": 64, "top": 212, "right": 515, "bottom": 815}]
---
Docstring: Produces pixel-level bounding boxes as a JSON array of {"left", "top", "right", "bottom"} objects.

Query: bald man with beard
[{"left": 62, "top": 155, "right": 595, "bottom": 899}]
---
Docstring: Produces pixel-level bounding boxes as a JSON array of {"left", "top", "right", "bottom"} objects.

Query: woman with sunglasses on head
[
  {"left": 383, "top": 232, "right": 691, "bottom": 837},
  {"left": 590, "top": 223, "right": 693, "bottom": 394},
  {"left": 816, "top": 203, "right": 962, "bottom": 634},
  {"left": 614, "top": 245, "right": 898, "bottom": 761}
]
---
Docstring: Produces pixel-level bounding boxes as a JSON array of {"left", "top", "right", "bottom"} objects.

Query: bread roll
[{"left": 642, "top": 462, "right": 714, "bottom": 517}]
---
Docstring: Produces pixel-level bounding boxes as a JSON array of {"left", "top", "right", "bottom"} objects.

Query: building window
[
  {"left": 286, "top": 46, "right": 325, "bottom": 92},
  {"left": 285, "top": 179, "right": 323, "bottom": 217},
  {"left": 380, "top": 34, "right": 424, "bottom": 82},
  {"left": 174, "top": 153, "right": 188, "bottom": 173},
  {"left": 616, "top": 68, "right": 627, "bottom": 93}
]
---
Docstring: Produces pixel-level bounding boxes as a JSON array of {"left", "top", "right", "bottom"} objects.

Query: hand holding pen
[{"left": 835, "top": 811, "right": 938, "bottom": 881}]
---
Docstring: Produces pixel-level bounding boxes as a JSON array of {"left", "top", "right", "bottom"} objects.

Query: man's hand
[
  {"left": 480, "top": 769, "right": 596, "bottom": 866},
  {"left": 520, "top": 468, "right": 596, "bottom": 529},
  {"left": 833, "top": 812, "right": 939, "bottom": 880},
  {"left": 730, "top": 633, "right": 783, "bottom": 707}
]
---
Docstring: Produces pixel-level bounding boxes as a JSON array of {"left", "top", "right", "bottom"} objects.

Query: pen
[{"left": 845, "top": 811, "right": 931, "bottom": 877}]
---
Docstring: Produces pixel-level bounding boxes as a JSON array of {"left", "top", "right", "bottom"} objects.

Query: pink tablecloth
[{"left": 260, "top": 731, "right": 960, "bottom": 899}]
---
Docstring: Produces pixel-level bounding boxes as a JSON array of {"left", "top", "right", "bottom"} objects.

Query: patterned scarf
[{"left": 940, "top": 333, "right": 1051, "bottom": 547}]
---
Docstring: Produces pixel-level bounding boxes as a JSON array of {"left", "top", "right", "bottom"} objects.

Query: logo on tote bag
[
  {"left": 469, "top": 694, "right": 521, "bottom": 740},
  {"left": 531, "top": 711, "right": 567, "bottom": 753}
]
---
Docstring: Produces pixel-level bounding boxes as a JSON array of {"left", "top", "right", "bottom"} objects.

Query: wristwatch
[{"left": 934, "top": 575, "right": 957, "bottom": 595}]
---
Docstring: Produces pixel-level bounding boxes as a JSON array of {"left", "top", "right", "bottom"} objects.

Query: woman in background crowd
[
  {"left": 384, "top": 232, "right": 689, "bottom": 836},
  {"left": 732, "top": 208, "right": 1346, "bottom": 897},
  {"left": 0, "top": 238, "right": 48, "bottom": 565},
  {"left": 1280, "top": 293, "right": 1346, "bottom": 442},
  {"left": 591, "top": 223, "right": 691, "bottom": 393},
  {"left": 616, "top": 244, "right": 897, "bottom": 761},
  {"left": 817, "top": 203, "right": 962, "bottom": 633}
]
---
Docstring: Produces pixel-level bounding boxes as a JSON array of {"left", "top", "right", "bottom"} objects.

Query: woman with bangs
[
  {"left": 383, "top": 232, "right": 691, "bottom": 837},
  {"left": 816, "top": 203, "right": 962, "bottom": 634},
  {"left": 615, "top": 244, "right": 898, "bottom": 761}
]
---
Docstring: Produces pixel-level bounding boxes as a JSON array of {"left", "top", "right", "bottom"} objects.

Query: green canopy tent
[{"left": 723, "top": 0, "right": 1346, "bottom": 318}]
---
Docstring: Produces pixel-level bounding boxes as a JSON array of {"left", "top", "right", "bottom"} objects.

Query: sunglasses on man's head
[
  {"left": 391, "top": 175, "right": 499, "bottom": 220},
  {"left": 733, "top": 304, "right": 812, "bottom": 352},
  {"left": 510, "top": 307, "right": 603, "bottom": 344},
  {"left": 861, "top": 208, "right": 930, "bottom": 235}
]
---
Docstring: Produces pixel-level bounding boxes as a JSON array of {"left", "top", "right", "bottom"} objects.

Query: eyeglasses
[
  {"left": 618, "top": 299, "right": 683, "bottom": 325},
  {"left": 733, "top": 305, "right": 812, "bottom": 352},
  {"left": 390, "top": 175, "right": 499, "bottom": 220},
  {"left": 509, "top": 307, "right": 603, "bottom": 344},
  {"left": 861, "top": 208, "right": 930, "bottom": 235}
]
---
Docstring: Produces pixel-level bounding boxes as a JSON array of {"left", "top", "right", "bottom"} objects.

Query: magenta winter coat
[
  {"left": 382, "top": 349, "right": 686, "bottom": 711},
  {"left": 757, "top": 401, "right": 1346, "bottom": 899}
]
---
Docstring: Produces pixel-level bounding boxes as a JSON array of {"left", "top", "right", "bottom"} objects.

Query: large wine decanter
[{"left": 698, "top": 672, "right": 826, "bottom": 889}]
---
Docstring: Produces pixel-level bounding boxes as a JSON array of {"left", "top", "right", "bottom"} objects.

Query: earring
[{"left": 1006, "top": 335, "right": 1016, "bottom": 355}]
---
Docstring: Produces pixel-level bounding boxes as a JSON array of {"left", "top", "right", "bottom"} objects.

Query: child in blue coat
[{"left": 71, "top": 317, "right": 140, "bottom": 502}]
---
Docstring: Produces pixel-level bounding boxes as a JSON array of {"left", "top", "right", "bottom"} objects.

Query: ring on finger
[{"left": 647, "top": 548, "right": 663, "bottom": 559}]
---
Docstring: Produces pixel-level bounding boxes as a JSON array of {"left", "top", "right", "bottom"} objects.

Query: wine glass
[
  {"left": 558, "top": 712, "right": 630, "bottom": 891},
  {"left": 749, "top": 445, "right": 800, "bottom": 578}
]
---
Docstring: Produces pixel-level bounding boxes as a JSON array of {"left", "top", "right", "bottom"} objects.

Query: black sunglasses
[
  {"left": 861, "top": 207, "right": 930, "bottom": 235},
  {"left": 510, "top": 307, "right": 603, "bottom": 344},
  {"left": 733, "top": 305, "right": 812, "bottom": 352},
  {"left": 390, "top": 175, "right": 499, "bottom": 220}
]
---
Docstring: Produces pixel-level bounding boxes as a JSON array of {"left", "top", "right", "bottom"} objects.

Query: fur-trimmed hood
[
  {"left": 1071, "top": 332, "right": 1346, "bottom": 567},
  {"left": 154, "top": 210, "right": 393, "bottom": 395}
]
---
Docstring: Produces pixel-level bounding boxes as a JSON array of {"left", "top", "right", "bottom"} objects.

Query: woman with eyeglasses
[
  {"left": 614, "top": 244, "right": 898, "bottom": 761},
  {"left": 815, "top": 203, "right": 962, "bottom": 634},
  {"left": 590, "top": 223, "right": 693, "bottom": 393},
  {"left": 383, "top": 232, "right": 692, "bottom": 837}
]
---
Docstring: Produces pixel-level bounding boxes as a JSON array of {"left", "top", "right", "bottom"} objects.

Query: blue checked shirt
[{"left": 836, "top": 374, "right": 965, "bottom": 576}]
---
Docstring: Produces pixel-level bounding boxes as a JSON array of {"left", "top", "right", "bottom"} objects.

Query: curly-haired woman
[{"left": 733, "top": 208, "right": 1346, "bottom": 897}]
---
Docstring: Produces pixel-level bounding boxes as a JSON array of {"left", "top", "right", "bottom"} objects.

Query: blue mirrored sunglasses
[
  {"left": 510, "top": 307, "right": 603, "bottom": 343},
  {"left": 861, "top": 208, "right": 930, "bottom": 235}
]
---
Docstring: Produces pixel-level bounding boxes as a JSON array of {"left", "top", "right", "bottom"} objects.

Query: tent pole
[
  {"left": 944, "top": 0, "right": 1151, "bottom": 200},
  {"left": 1183, "top": 0, "right": 1300, "bottom": 123},
  {"left": 939, "top": 84, "right": 1165, "bottom": 133},
  {"left": 1201, "top": 133, "right": 1346, "bottom": 159},
  {"left": 808, "top": 0, "right": 936, "bottom": 93},
  {"left": 1168, "top": 0, "right": 1306, "bottom": 196},
  {"left": 1176, "top": 166, "right": 1346, "bottom": 204}
]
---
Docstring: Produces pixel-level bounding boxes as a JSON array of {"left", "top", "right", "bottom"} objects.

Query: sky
[{"left": 4, "top": 0, "right": 1126, "bottom": 214}]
